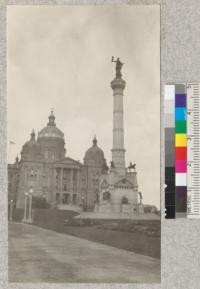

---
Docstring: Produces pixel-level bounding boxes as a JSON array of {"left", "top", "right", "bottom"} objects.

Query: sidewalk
[{"left": 8, "top": 222, "right": 160, "bottom": 283}]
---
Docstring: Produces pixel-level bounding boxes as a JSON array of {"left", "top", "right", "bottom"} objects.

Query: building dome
[
  {"left": 38, "top": 110, "right": 64, "bottom": 140},
  {"left": 21, "top": 130, "right": 42, "bottom": 160},
  {"left": 37, "top": 111, "right": 66, "bottom": 161},
  {"left": 84, "top": 136, "right": 107, "bottom": 167}
]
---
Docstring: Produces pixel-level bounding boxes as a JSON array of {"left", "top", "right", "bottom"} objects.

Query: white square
[
  {"left": 176, "top": 173, "right": 187, "bottom": 186},
  {"left": 165, "top": 84, "right": 175, "bottom": 100}
]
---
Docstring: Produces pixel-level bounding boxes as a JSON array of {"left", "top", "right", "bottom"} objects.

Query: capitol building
[
  {"left": 8, "top": 110, "right": 108, "bottom": 211},
  {"left": 8, "top": 58, "right": 146, "bottom": 215}
]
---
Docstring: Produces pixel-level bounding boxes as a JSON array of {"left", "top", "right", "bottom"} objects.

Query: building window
[
  {"left": 72, "top": 194, "right": 77, "bottom": 205},
  {"left": 63, "top": 185, "right": 67, "bottom": 191},
  {"left": 63, "top": 193, "right": 70, "bottom": 204},
  {"left": 56, "top": 193, "right": 60, "bottom": 202}
]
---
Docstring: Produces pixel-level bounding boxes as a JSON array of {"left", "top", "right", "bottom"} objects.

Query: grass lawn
[
  {"left": 59, "top": 225, "right": 160, "bottom": 259},
  {"left": 13, "top": 208, "right": 160, "bottom": 259}
]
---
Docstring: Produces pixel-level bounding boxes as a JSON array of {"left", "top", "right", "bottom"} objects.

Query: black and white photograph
[{"left": 7, "top": 5, "right": 160, "bottom": 283}]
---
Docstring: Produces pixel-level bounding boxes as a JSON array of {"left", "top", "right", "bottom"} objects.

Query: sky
[{"left": 7, "top": 5, "right": 160, "bottom": 208}]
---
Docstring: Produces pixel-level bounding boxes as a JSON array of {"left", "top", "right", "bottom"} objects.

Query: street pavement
[{"left": 8, "top": 222, "right": 160, "bottom": 283}]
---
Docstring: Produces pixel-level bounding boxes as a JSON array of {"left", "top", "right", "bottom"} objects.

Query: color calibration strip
[
  {"left": 165, "top": 83, "right": 200, "bottom": 219},
  {"left": 165, "top": 85, "right": 175, "bottom": 218},
  {"left": 187, "top": 83, "right": 200, "bottom": 218},
  {"left": 175, "top": 84, "right": 187, "bottom": 218}
]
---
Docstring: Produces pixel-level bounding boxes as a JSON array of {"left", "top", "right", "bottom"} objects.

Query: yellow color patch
[{"left": 176, "top": 134, "right": 187, "bottom": 147}]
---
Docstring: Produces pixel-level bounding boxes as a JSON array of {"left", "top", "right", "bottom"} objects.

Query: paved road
[{"left": 8, "top": 222, "right": 160, "bottom": 283}]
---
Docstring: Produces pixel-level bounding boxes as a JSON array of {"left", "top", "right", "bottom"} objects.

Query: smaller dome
[
  {"left": 38, "top": 110, "right": 64, "bottom": 140},
  {"left": 21, "top": 129, "right": 42, "bottom": 160},
  {"left": 84, "top": 136, "right": 107, "bottom": 167}
]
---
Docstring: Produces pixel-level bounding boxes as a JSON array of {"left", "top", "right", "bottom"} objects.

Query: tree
[{"left": 32, "top": 196, "right": 50, "bottom": 209}]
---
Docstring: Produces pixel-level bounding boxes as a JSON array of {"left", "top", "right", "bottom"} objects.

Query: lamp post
[
  {"left": 9, "top": 199, "right": 13, "bottom": 221},
  {"left": 23, "top": 192, "right": 28, "bottom": 222},
  {"left": 27, "top": 188, "right": 33, "bottom": 223}
]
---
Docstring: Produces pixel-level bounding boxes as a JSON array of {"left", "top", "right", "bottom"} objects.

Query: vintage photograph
[{"left": 7, "top": 5, "right": 160, "bottom": 283}]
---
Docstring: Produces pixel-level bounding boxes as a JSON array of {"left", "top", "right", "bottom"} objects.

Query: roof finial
[
  {"left": 15, "top": 155, "right": 19, "bottom": 164},
  {"left": 48, "top": 109, "right": 56, "bottom": 126},
  {"left": 31, "top": 129, "right": 35, "bottom": 141},
  {"left": 93, "top": 135, "right": 97, "bottom": 146}
]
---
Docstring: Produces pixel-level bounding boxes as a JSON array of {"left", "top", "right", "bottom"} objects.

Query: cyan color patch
[{"left": 175, "top": 107, "right": 187, "bottom": 120}]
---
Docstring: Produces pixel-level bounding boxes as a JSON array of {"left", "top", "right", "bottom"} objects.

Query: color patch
[
  {"left": 175, "top": 121, "right": 186, "bottom": 133},
  {"left": 175, "top": 108, "right": 187, "bottom": 120},
  {"left": 176, "top": 147, "right": 187, "bottom": 160},
  {"left": 165, "top": 113, "right": 174, "bottom": 127},
  {"left": 165, "top": 99, "right": 175, "bottom": 114},
  {"left": 175, "top": 84, "right": 186, "bottom": 94},
  {"left": 165, "top": 85, "right": 175, "bottom": 99},
  {"left": 175, "top": 94, "right": 186, "bottom": 107},
  {"left": 176, "top": 160, "right": 187, "bottom": 172},
  {"left": 176, "top": 134, "right": 187, "bottom": 147},
  {"left": 176, "top": 173, "right": 187, "bottom": 186},
  {"left": 176, "top": 186, "right": 187, "bottom": 198}
]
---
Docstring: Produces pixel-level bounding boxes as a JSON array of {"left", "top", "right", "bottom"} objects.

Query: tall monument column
[{"left": 111, "top": 57, "right": 126, "bottom": 176}]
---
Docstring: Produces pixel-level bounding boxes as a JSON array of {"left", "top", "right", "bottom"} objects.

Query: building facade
[{"left": 8, "top": 111, "right": 107, "bottom": 211}]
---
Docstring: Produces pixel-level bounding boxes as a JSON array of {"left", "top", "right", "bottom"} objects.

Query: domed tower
[
  {"left": 82, "top": 136, "right": 107, "bottom": 211},
  {"left": 84, "top": 136, "right": 107, "bottom": 169},
  {"left": 17, "top": 129, "right": 43, "bottom": 208},
  {"left": 37, "top": 110, "right": 66, "bottom": 162},
  {"left": 21, "top": 129, "right": 42, "bottom": 161}
]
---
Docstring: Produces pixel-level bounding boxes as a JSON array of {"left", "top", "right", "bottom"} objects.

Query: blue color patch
[
  {"left": 175, "top": 94, "right": 186, "bottom": 107},
  {"left": 175, "top": 108, "right": 187, "bottom": 120}
]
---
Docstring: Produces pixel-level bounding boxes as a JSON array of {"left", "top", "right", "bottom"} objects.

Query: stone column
[
  {"left": 71, "top": 169, "right": 74, "bottom": 193},
  {"left": 53, "top": 168, "right": 56, "bottom": 203},
  {"left": 111, "top": 74, "right": 126, "bottom": 176},
  {"left": 60, "top": 168, "right": 63, "bottom": 204}
]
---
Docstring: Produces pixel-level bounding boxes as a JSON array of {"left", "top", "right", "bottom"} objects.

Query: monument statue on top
[
  {"left": 111, "top": 56, "right": 124, "bottom": 78},
  {"left": 96, "top": 58, "right": 142, "bottom": 216}
]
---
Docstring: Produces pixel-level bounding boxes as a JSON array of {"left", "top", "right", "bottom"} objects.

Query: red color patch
[{"left": 176, "top": 147, "right": 187, "bottom": 160}]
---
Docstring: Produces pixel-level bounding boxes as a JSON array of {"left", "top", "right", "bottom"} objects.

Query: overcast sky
[{"left": 7, "top": 5, "right": 160, "bottom": 208}]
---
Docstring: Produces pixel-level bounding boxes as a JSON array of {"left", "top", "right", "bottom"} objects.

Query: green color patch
[{"left": 176, "top": 121, "right": 186, "bottom": 133}]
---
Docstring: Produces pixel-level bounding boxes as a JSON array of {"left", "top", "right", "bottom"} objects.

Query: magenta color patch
[{"left": 176, "top": 160, "right": 187, "bottom": 172}]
